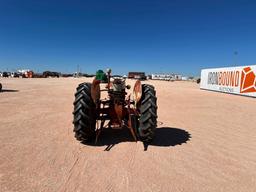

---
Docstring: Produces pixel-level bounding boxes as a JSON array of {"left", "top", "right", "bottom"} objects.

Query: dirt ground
[{"left": 0, "top": 77, "right": 255, "bottom": 192}]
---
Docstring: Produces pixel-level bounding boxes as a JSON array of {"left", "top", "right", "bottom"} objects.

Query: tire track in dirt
[
  {"left": 58, "top": 143, "right": 83, "bottom": 192},
  {"left": 127, "top": 143, "right": 138, "bottom": 170}
]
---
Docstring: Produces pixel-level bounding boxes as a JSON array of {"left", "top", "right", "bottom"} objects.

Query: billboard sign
[{"left": 200, "top": 65, "right": 256, "bottom": 97}]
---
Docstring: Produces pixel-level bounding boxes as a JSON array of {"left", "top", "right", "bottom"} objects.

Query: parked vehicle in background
[
  {"left": 128, "top": 72, "right": 146, "bottom": 80},
  {"left": 33, "top": 73, "right": 44, "bottom": 78},
  {"left": 61, "top": 73, "right": 73, "bottom": 77},
  {"left": 17, "top": 69, "right": 34, "bottom": 78},
  {"left": 23, "top": 71, "right": 33, "bottom": 78},
  {"left": 2, "top": 72, "right": 9, "bottom": 77},
  {"left": 43, "top": 71, "right": 60, "bottom": 78},
  {"left": 11, "top": 72, "right": 20, "bottom": 78},
  {"left": 82, "top": 73, "right": 95, "bottom": 77},
  {"left": 73, "top": 72, "right": 82, "bottom": 78}
]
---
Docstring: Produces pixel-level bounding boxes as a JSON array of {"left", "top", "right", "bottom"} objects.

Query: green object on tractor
[{"left": 96, "top": 70, "right": 108, "bottom": 82}]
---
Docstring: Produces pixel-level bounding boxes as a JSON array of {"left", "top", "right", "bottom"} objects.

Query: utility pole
[{"left": 77, "top": 64, "right": 80, "bottom": 77}]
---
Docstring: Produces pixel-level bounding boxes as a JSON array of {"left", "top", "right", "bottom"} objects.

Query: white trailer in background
[
  {"left": 174, "top": 74, "right": 182, "bottom": 80},
  {"left": 151, "top": 74, "right": 182, "bottom": 81},
  {"left": 182, "top": 76, "right": 188, "bottom": 81},
  {"left": 200, "top": 65, "right": 256, "bottom": 98}
]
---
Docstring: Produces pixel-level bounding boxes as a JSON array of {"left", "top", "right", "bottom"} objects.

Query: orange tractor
[{"left": 72, "top": 69, "right": 157, "bottom": 143}]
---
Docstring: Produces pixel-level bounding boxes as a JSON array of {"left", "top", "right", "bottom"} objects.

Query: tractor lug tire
[{"left": 73, "top": 83, "right": 96, "bottom": 142}]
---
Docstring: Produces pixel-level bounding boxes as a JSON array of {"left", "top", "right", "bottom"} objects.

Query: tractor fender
[
  {"left": 91, "top": 78, "right": 101, "bottom": 105},
  {"left": 133, "top": 80, "right": 142, "bottom": 104}
]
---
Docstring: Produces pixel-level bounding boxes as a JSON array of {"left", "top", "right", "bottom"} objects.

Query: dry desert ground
[{"left": 0, "top": 77, "right": 256, "bottom": 192}]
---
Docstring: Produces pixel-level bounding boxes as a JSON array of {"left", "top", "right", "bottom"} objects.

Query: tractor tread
[
  {"left": 73, "top": 83, "right": 96, "bottom": 142},
  {"left": 138, "top": 84, "right": 157, "bottom": 142}
]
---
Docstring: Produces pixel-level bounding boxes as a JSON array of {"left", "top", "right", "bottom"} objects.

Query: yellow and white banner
[{"left": 200, "top": 65, "right": 256, "bottom": 97}]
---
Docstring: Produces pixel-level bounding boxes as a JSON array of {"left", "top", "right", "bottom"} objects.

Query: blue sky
[{"left": 0, "top": 0, "right": 256, "bottom": 76}]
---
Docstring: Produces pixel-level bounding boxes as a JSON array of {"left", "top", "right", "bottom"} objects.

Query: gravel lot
[{"left": 0, "top": 78, "right": 255, "bottom": 192}]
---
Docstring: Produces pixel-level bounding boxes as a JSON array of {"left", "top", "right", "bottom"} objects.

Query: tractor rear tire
[
  {"left": 138, "top": 84, "right": 157, "bottom": 142},
  {"left": 73, "top": 83, "right": 96, "bottom": 142}
]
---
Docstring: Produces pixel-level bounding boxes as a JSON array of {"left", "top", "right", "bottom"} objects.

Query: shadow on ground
[
  {"left": 83, "top": 127, "right": 191, "bottom": 151},
  {"left": 0, "top": 89, "right": 19, "bottom": 92}
]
